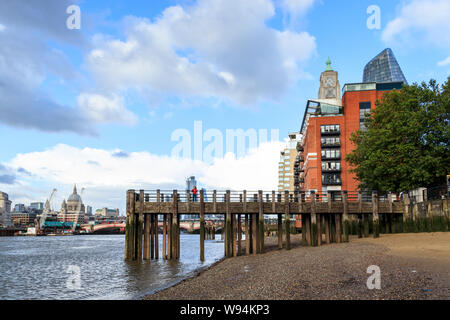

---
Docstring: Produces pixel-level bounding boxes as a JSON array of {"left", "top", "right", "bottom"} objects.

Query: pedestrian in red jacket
[{"left": 192, "top": 186, "right": 198, "bottom": 202}]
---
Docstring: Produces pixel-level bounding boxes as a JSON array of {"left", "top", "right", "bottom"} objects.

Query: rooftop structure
[{"left": 363, "top": 48, "right": 407, "bottom": 84}]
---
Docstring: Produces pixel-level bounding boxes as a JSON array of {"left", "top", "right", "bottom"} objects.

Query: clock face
[{"left": 325, "top": 77, "right": 335, "bottom": 87}]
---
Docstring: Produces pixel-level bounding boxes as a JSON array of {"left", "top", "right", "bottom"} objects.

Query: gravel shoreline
[{"left": 144, "top": 232, "right": 450, "bottom": 300}]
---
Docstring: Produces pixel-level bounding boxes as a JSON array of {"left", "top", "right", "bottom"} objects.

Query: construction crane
[
  {"left": 72, "top": 187, "right": 85, "bottom": 233},
  {"left": 38, "top": 188, "right": 57, "bottom": 233}
]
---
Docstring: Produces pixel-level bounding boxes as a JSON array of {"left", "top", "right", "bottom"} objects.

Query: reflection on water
[{"left": 0, "top": 234, "right": 224, "bottom": 300}]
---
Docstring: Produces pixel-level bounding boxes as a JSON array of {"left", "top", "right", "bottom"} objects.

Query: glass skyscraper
[{"left": 363, "top": 48, "right": 407, "bottom": 84}]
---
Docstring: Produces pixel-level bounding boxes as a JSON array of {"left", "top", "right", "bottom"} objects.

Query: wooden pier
[{"left": 125, "top": 189, "right": 405, "bottom": 261}]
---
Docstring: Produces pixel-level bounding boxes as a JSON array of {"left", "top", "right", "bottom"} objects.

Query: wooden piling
[
  {"left": 342, "top": 191, "right": 349, "bottom": 242},
  {"left": 278, "top": 212, "right": 283, "bottom": 249},
  {"left": 372, "top": 191, "right": 380, "bottom": 238},
  {"left": 317, "top": 213, "right": 322, "bottom": 246},
  {"left": 172, "top": 190, "right": 179, "bottom": 259},
  {"left": 155, "top": 214, "right": 159, "bottom": 259},
  {"left": 363, "top": 214, "right": 369, "bottom": 237},
  {"left": 144, "top": 213, "right": 150, "bottom": 260},
  {"left": 232, "top": 211, "right": 237, "bottom": 257},
  {"left": 135, "top": 191, "right": 143, "bottom": 260},
  {"left": 150, "top": 213, "right": 155, "bottom": 259},
  {"left": 284, "top": 191, "right": 291, "bottom": 250},
  {"left": 245, "top": 213, "right": 250, "bottom": 255},
  {"left": 237, "top": 213, "right": 242, "bottom": 256},
  {"left": 125, "top": 190, "right": 136, "bottom": 260},
  {"left": 326, "top": 191, "right": 332, "bottom": 243},
  {"left": 301, "top": 210, "right": 307, "bottom": 245},
  {"left": 310, "top": 191, "right": 317, "bottom": 246},
  {"left": 336, "top": 213, "right": 342, "bottom": 243},
  {"left": 200, "top": 190, "right": 205, "bottom": 261},
  {"left": 305, "top": 213, "right": 311, "bottom": 246},
  {"left": 225, "top": 190, "right": 232, "bottom": 258},
  {"left": 143, "top": 194, "right": 150, "bottom": 258},
  {"left": 163, "top": 213, "right": 167, "bottom": 259},
  {"left": 258, "top": 190, "right": 264, "bottom": 254},
  {"left": 330, "top": 214, "right": 336, "bottom": 243}
]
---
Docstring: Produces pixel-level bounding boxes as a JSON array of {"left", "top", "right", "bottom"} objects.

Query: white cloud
[
  {"left": 7, "top": 141, "right": 284, "bottom": 213},
  {"left": 86, "top": 0, "right": 316, "bottom": 106},
  {"left": 382, "top": 0, "right": 450, "bottom": 47},
  {"left": 0, "top": 0, "right": 96, "bottom": 135},
  {"left": 77, "top": 93, "right": 138, "bottom": 125},
  {"left": 282, "top": 0, "right": 315, "bottom": 16},
  {"left": 437, "top": 56, "right": 450, "bottom": 67}
]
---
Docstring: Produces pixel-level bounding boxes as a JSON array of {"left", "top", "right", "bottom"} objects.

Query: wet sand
[{"left": 145, "top": 232, "right": 450, "bottom": 300}]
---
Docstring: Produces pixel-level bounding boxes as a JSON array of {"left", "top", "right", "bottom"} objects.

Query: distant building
[
  {"left": 14, "top": 203, "right": 26, "bottom": 213},
  {"left": 278, "top": 133, "right": 302, "bottom": 192},
  {"left": 29, "top": 202, "right": 44, "bottom": 213},
  {"left": 95, "top": 208, "right": 119, "bottom": 217},
  {"left": 363, "top": 48, "right": 407, "bottom": 84},
  {"left": 12, "top": 212, "right": 37, "bottom": 226},
  {"left": 58, "top": 185, "right": 87, "bottom": 224},
  {"left": 0, "top": 191, "right": 12, "bottom": 227},
  {"left": 85, "top": 205, "right": 92, "bottom": 215},
  {"left": 186, "top": 176, "right": 197, "bottom": 191}
]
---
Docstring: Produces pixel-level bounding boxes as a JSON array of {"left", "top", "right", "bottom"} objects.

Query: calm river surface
[{"left": 0, "top": 234, "right": 224, "bottom": 300}]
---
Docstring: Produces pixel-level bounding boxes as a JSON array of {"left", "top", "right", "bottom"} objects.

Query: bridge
[{"left": 125, "top": 189, "right": 407, "bottom": 261}]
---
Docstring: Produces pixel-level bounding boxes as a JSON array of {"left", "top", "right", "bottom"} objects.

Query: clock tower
[{"left": 318, "top": 58, "right": 341, "bottom": 102}]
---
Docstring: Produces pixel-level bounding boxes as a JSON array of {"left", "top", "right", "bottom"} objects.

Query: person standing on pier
[{"left": 192, "top": 186, "right": 198, "bottom": 202}]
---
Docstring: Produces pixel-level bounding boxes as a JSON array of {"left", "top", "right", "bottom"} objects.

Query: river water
[{"left": 0, "top": 234, "right": 225, "bottom": 300}]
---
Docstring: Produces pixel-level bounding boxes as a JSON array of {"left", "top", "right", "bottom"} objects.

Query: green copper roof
[{"left": 325, "top": 58, "right": 333, "bottom": 71}]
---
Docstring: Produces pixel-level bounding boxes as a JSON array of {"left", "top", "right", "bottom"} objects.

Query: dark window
[{"left": 322, "top": 173, "right": 341, "bottom": 185}]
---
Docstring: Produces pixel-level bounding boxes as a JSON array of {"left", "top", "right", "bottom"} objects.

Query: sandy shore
[{"left": 145, "top": 232, "right": 450, "bottom": 300}]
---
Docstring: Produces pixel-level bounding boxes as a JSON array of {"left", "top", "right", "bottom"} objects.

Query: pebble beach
[{"left": 145, "top": 232, "right": 450, "bottom": 300}]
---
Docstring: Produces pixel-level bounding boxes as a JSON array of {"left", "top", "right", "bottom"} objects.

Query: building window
[
  {"left": 321, "top": 149, "right": 341, "bottom": 159},
  {"left": 321, "top": 124, "right": 340, "bottom": 135},
  {"left": 321, "top": 137, "right": 340, "bottom": 147},
  {"left": 321, "top": 161, "right": 341, "bottom": 172},
  {"left": 322, "top": 173, "right": 341, "bottom": 185},
  {"left": 359, "top": 102, "right": 371, "bottom": 131}
]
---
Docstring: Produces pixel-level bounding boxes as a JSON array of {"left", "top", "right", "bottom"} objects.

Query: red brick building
[{"left": 294, "top": 64, "right": 404, "bottom": 199}]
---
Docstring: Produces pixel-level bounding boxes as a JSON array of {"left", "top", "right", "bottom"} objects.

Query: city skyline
[{"left": 1, "top": 0, "right": 449, "bottom": 215}]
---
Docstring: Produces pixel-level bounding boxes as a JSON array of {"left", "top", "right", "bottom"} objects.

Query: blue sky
[{"left": 0, "top": 0, "right": 449, "bottom": 213}]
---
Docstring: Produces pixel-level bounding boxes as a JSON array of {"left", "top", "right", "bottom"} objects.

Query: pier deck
[{"left": 125, "top": 189, "right": 406, "bottom": 261}]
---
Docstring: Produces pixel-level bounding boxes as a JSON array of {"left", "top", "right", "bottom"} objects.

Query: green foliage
[{"left": 346, "top": 78, "right": 450, "bottom": 193}]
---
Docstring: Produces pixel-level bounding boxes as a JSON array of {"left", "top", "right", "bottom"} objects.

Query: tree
[{"left": 345, "top": 78, "right": 450, "bottom": 194}]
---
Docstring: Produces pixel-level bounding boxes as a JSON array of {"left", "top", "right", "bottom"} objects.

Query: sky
[{"left": 0, "top": 0, "right": 449, "bottom": 214}]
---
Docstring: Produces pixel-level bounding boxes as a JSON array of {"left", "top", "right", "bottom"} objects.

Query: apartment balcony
[
  {"left": 321, "top": 156, "right": 341, "bottom": 161},
  {"left": 321, "top": 167, "right": 342, "bottom": 173},
  {"left": 322, "top": 181, "right": 342, "bottom": 186},
  {"left": 320, "top": 130, "right": 340, "bottom": 136},
  {"left": 321, "top": 142, "right": 341, "bottom": 148}
]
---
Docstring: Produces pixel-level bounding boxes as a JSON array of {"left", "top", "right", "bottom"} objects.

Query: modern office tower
[
  {"left": 363, "top": 48, "right": 407, "bottom": 84},
  {"left": 186, "top": 176, "right": 197, "bottom": 191},
  {"left": 0, "top": 191, "right": 12, "bottom": 227},
  {"left": 278, "top": 132, "right": 302, "bottom": 192},
  {"left": 29, "top": 202, "right": 44, "bottom": 212},
  {"left": 297, "top": 56, "right": 405, "bottom": 198},
  {"left": 14, "top": 203, "right": 26, "bottom": 213}
]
